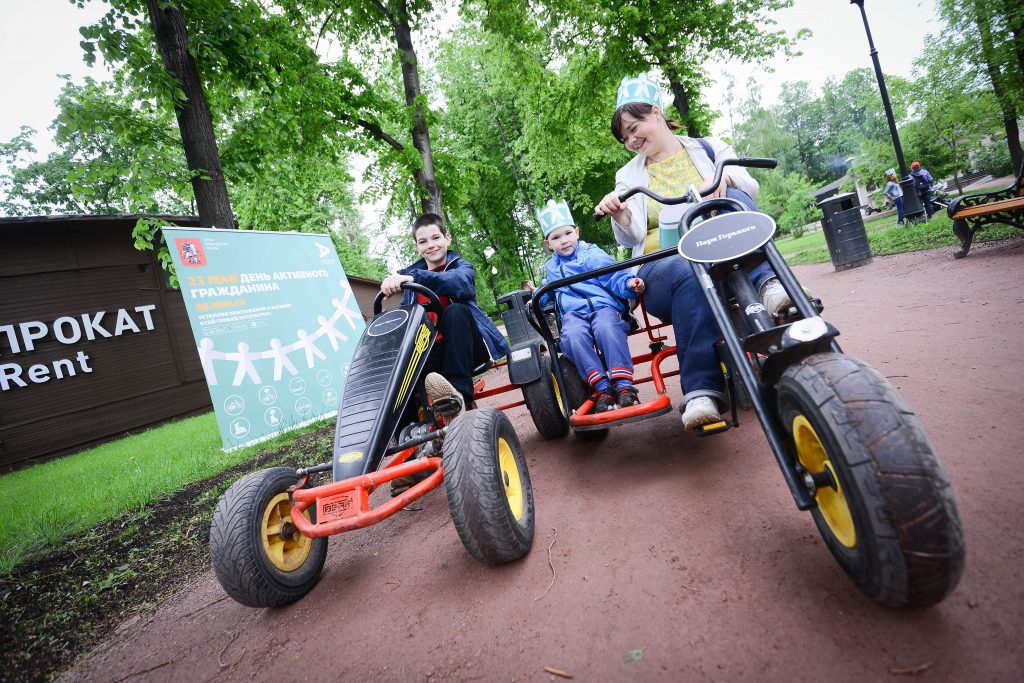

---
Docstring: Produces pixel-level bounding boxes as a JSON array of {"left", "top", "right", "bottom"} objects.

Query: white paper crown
[
  {"left": 885, "top": 168, "right": 896, "bottom": 177},
  {"left": 616, "top": 72, "right": 663, "bottom": 110},
  {"left": 537, "top": 199, "right": 575, "bottom": 237}
]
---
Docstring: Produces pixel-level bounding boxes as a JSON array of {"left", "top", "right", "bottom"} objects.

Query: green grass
[
  {"left": 0, "top": 412, "right": 331, "bottom": 574},
  {"left": 775, "top": 211, "right": 1022, "bottom": 265}
]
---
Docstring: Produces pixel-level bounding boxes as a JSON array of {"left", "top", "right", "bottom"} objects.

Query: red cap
[{"left": 911, "top": 161, "right": 921, "bottom": 168}]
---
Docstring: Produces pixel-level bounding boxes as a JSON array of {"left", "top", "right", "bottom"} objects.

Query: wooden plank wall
[{"left": 0, "top": 217, "right": 211, "bottom": 471}]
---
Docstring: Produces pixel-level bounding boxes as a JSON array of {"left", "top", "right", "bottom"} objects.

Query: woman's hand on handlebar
[
  {"left": 595, "top": 190, "right": 630, "bottom": 225},
  {"left": 381, "top": 274, "right": 413, "bottom": 299},
  {"left": 706, "top": 174, "right": 732, "bottom": 200},
  {"left": 628, "top": 277, "right": 645, "bottom": 295}
]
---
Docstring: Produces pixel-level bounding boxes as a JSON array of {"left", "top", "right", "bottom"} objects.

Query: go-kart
[
  {"left": 517, "top": 157, "right": 964, "bottom": 608},
  {"left": 209, "top": 282, "right": 535, "bottom": 608}
]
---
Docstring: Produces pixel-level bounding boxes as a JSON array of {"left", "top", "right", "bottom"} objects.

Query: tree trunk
[
  {"left": 664, "top": 67, "right": 701, "bottom": 137},
  {"left": 975, "top": 0, "right": 1024, "bottom": 172},
  {"left": 393, "top": 0, "right": 442, "bottom": 216},
  {"left": 145, "top": 0, "right": 234, "bottom": 229}
]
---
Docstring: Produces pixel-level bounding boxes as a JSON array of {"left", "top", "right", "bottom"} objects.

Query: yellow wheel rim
[
  {"left": 792, "top": 415, "right": 857, "bottom": 548},
  {"left": 551, "top": 372, "right": 564, "bottom": 413},
  {"left": 261, "top": 492, "right": 313, "bottom": 572},
  {"left": 497, "top": 437, "right": 525, "bottom": 521}
]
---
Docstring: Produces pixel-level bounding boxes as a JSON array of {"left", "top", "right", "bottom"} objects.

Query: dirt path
[{"left": 64, "top": 239, "right": 1024, "bottom": 682}]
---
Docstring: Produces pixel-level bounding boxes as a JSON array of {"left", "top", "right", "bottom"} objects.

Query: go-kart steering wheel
[{"left": 372, "top": 281, "right": 445, "bottom": 317}]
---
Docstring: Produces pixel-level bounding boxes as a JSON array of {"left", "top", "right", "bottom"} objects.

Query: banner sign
[{"left": 163, "top": 228, "right": 365, "bottom": 451}]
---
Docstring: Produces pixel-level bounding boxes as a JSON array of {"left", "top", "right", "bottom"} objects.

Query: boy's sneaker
[
  {"left": 593, "top": 392, "right": 618, "bottom": 413},
  {"left": 425, "top": 372, "right": 464, "bottom": 420},
  {"left": 681, "top": 396, "right": 721, "bottom": 430},
  {"left": 616, "top": 385, "right": 640, "bottom": 407},
  {"left": 759, "top": 277, "right": 812, "bottom": 321}
]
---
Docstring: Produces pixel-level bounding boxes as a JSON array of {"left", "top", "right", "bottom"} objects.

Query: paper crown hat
[
  {"left": 616, "top": 72, "right": 663, "bottom": 110},
  {"left": 885, "top": 168, "right": 896, "bottom": 176},
  {"left": 537, "top": 199, "right": 576, "bottom": 237}
]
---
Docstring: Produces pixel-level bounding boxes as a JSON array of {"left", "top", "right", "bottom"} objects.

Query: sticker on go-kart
[
  {"left": 678, "top": 211, "right": 776, "bottom": 263},
  {"left": 337, "top": 451, "right": 364, "bottom": 464},
  {"left": 318, "top": 490, "right": 362, "bottom": 522},
  {"left": 367, "top": 308, "right": 409, "bottom": 336},
  {"left": 393, "top": 324, "right": 432, "bottom": 411}
]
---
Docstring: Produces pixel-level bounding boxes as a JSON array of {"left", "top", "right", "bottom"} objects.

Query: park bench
[{"left": 948, "top": 159, "right": 1024, "bottom": 258}]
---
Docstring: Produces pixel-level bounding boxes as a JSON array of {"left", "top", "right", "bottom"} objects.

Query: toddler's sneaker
[
  {"left": 681, "top": 396, "right": 721, "bottom": 431},
  {"left": 593, "top": 392, "right": 618, "bottom": 413},
  {"left": 616, "top": 385, "right": 640, "bottom": 407}
]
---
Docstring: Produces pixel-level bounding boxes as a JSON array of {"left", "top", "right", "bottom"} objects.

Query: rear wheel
[
  {"left": 777, "top": 353, "right": 964, "bottom": 607},
  {"left": 210, "top": 467, "right": 328, "bottom": 608},
  {"left": 559, "top": 358, "right": 610, "bottom": 441},
  {"left": 443, "top": 408, "right": 535, "bottom": 563},
  {"left": 521, "top": 352, "right": 570, "bottom": 438}
]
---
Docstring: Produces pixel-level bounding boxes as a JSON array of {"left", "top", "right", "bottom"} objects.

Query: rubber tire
[
  {"left": 777, "top": 353, "right": 964, "bottom": 608},
  {"left": 210, "top": 467, "right": 328, "bottom": 608},
  {"left": 521, "top": 352, "right": 570, "bottom": 438},
  {"left": 443, "top": 408, "right": 535, "bottom": 564},
  {"left": 559, "top": 357, "right": 610, "bottom": 442}
]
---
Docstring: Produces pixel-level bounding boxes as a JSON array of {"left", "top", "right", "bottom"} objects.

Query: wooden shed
[{"left": 0, "top": 216, "right": 384, "bottom": 471}]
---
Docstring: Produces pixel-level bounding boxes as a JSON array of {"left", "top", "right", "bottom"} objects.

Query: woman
[
  {"left": 594, "top": 73, "right": 793, "bottom": 430},
  {"left": 883, "top": 168, "right": 905, "bottom": 226}
]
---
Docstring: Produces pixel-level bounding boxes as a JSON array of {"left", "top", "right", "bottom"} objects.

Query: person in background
[
  {"left": 910, "top": 161, "right": 935, "bottom": 220},
  {"left": 884, "top": 168, "right": 905, "bottom": 226},
  {"left": 538, "top": 200, "right": 645, "bottom": 411},
  {"left": 521, "top": 279, "right": 536, "bottom": 292}
]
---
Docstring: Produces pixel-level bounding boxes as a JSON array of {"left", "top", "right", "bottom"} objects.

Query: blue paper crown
[
  {"left": 537, "top": 199, "right": 576, "bottom": 237},
  {"left": 616, "top": 72, "right": 663, "bottom": 110}
]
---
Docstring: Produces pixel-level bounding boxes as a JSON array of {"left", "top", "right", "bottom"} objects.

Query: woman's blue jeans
[
  {"left": 638, "top": 186, "right": 774, "bottom": 405},
  {"left": 895, "top": 196, "right": 905, "bottom": 224}
]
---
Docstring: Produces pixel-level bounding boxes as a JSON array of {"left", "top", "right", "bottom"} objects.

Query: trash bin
[
  {"left": 816, "top": 192, "right": 873, "bottom": 272},
  {"left": 496, "top": 290, "right": 542, "bottom": 346},
  {"left": 900, "top": 177, "right": 924, "bottom": 219}
]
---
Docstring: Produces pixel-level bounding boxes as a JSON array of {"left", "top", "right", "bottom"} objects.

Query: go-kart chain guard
[{"left": 331, "top": 302, "right": 437, "bottom": 482}]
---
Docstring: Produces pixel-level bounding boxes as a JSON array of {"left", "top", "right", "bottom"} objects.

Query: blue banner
[{"left": 163, "top": 228, "right": 364, "bottom": 450}]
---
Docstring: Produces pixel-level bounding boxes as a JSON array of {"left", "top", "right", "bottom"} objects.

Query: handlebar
[
  {"left": 372, "top": 281, "right": 445, "bottom": 316},
  {"left": 593, "top": 156, "right": 778, "bottom": 221}
]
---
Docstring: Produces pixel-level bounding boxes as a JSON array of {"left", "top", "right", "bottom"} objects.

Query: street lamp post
[{"left": 850, "top": 0, "right": 908, "bottom": 177}]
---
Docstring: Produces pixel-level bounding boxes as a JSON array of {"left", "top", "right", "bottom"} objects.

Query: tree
[
  {"left": 282, "top": 0, "right": 446, "bottom": 215},
  {"left": 938, "top": 0, "right": 1024, "bottom": 171},
  {"left": 143, "top": 0, "right": 234, "bottom": 227},
  {"left": 906, "top": 37, "right": 1002, "bottom": 191}
]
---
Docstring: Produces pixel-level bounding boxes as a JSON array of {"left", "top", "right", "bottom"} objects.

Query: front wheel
[
  {"left": 210, "top": 467, "right": 328, "bottom": 608},
  {"left": 443, "top": 408, "right": 535, "bottom": 564},
  {"left": 777, "top": 353, "right": 964, "bottom": 608}
]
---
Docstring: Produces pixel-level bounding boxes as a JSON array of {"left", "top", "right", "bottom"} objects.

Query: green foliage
[
  {"left": 972, "top": 140, "right": 1016, "bottom": 176},
  {"left": 756, "top": 171, "right": 818, "bottom": 236}
]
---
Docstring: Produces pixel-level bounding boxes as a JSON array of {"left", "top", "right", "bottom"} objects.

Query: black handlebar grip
[{"left": 737, "top": 157, "right": 778, "bottom": 169}]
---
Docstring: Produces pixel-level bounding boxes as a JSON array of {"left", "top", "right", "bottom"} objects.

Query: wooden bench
[{"left": 947, "top": 160, "right": 1024, "bottom": 258}]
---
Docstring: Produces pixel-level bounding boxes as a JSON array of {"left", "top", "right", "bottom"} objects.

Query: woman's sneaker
[
  {"left": 759, "top": 277, "right": 812, "bottom": 321},
  {"left": 681, "top": 396, "right": 721, "bottom": 430},
  {"left": 616, "top": 385, "right": 640, "bottom": 407}
]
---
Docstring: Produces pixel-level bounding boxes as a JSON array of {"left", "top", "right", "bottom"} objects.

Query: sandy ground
[{"left": 64, "top": 238, "right": 1024, "bottom": 682}]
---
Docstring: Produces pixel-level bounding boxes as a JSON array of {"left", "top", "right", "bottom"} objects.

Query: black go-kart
[
  {"left": 517, "top": 156, "right": 964, "bottom": 608},
  {"left": 209, "top": 282, "right": 535, "bottom": 608}
]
